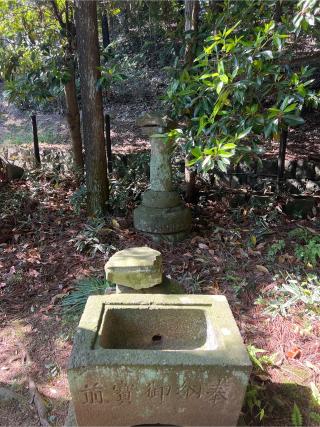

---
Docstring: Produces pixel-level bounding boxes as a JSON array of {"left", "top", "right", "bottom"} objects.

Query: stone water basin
[
  {"left": 68, "top": 294, "right": 251, "bottom": 426},
  {"left": 97, "top": 306, "right": 216, "bottom": 350}
]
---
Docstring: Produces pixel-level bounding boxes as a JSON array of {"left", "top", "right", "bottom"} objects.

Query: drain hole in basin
[{"left": 152, "top": 334, "right": 162, "bottom": 343}]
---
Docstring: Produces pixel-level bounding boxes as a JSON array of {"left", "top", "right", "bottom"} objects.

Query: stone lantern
[{"left": 133, "top": 113, "right": 192, "bottom": 242}]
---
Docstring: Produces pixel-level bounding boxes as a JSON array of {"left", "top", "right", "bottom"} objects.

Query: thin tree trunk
[
  {"left": 50, "top": 0, "right": 84, "bottom": 177},
  {"left": 100, "top": 6, "right": 112, "bottom": 173},
  {"left": 64, "top": 64, "right": 84, "bottom": 174},
  {"left": 105, "top": 113, "right": 112, "bottom": 173},
  {"left": 101, "top": 12, "right": 110, "bottom": 50},
  {"left": 184, "top": 0, "right": 200, "bottom": 67},
  {"left": 184, "top": 0, "right": 199, "bottom": 202},
  {"left": 74, "top": 0, "right": 108, "bottom": 216},
  {"left": 274, "top": 0, "right": 283, "bottom": 23},
  {"left": 31, "top": 114, "right": 40, "bottom": 166},
  {"left": 277, "top": 125, "right": 288, "bottom": 187}
]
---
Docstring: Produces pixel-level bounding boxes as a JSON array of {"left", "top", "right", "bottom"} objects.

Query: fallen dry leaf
[
  {"left": 256, "top": 264, "right": 269, "bottom": 274},
  {"left": 278, "top": 253, "right": 295, "bottom": 264},
  {"left": 198, "top": 243, "right": 209, "bottom": 250},
  {"left": 248, "top": 247, "right": 261, "bottom": 256},
  {"left": 183, "top": 252, "right": 193, "bottom": 258},
  {"left": 286, "top": 347, "right": 301, "bottom": 359},
  {"left": 256, "top": 242, "right": 266, "bottom": 250}
]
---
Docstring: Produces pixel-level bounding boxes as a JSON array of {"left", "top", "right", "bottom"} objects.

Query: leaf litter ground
[
  {"left": 1, "top": 174, "right": 319, "bottom": 426},
  {"left": 0, "top": 85, "right": 320, "bottom": 425}
]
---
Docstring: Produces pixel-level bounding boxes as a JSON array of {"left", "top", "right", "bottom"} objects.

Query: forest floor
[{"left": 1, "top": 82, "right": 320, "bottom": 426}]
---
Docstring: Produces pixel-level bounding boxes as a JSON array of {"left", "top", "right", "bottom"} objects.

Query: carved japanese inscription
[
  {"left": 79, "top": 378, "right": 231, "bottom": 407},
  {"left": 80, "top": 383, "right": 104, "bottom": 405},
  {"left": 146, "top": 382, "right": 171, "bottom": 403}
]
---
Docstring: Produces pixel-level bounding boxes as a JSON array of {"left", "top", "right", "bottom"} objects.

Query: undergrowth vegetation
[{"left": 61, "top": 277, "right": 114, "bottom": 314}]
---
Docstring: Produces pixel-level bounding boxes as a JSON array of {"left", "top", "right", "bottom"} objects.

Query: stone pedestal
[
  {"left": 116, "top": 275, "right": 183, "bottom": 295},
  {"left": 67, "top": 294, "right": 251, "bottom": 426},
  {"left": 134, "top": 113, "right": 191, "bottom": 242}
]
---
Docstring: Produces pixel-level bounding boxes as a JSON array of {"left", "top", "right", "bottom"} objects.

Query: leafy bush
[
  {"left": 288, "top": 227, "right": 314, "bottom": 243},
  {"left": 289, "top": 227, "right": 320, "bottom": 266},
  {"left": 295, "top": 239, "right": 320, "bottom": 266},
  {"left": 164, "top": 18, "right": 317, "bottom": 172},
  {"left": 109, "top": 153, "right": 150, "bottom": 214},
  {"left": 245, "top": 384, "right": 266, "bottom": 422}
]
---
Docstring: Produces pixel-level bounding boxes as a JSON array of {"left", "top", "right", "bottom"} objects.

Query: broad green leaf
[
  {"left": 217, "top": 159, "right": 228, "bottom": 172},
  {"left": 216, "top": 81, "right": 224, "bottom": 94},
  {"left": 236, "top": 127, "right": 252, "bottom": 139},
  {"left": 284, "top": 115, "right": 304, "bottom": 126},
  {"left": 284, "top": 103, "right": 297, "bottom": 113},
  {"left": 221, "top": 143, "right": 236, "bottom": 150},
  {"left": 191, "top": 146, "right": 202, "bottom": 158},
  {"left": 220, "top": 74, "right": 229, "bottom": 83}
]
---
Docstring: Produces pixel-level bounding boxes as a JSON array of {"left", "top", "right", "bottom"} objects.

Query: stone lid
[
  {"left": 136, "top": 112, "right": 177, "bottom": 130},
  {"left": 105, "top": 247, "right": 163, "bottom": 289}
]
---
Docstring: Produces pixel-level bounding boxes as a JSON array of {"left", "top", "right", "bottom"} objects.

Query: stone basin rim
[
  {"left": 68, "top": 348, "right": 252, "bottom": 369},
  {"left": 68, "top": 294, "right": 251, "bottom": 370}
]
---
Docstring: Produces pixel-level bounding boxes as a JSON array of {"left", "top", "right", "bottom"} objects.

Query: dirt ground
[{"left": 1, "top": 84, "right": 320, "bottom": 426}]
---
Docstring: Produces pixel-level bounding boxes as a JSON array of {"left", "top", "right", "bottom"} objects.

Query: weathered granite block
[
  {"left": 68, "top": 294, "right": 251, "bottom": 426},
  {"left": 105, "top": 247, "right": 163, "bottom": 289}
]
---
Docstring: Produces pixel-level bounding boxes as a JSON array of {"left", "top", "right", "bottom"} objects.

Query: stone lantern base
[{"left": 133, "top": 190, "right": 192, "bottom": 242}]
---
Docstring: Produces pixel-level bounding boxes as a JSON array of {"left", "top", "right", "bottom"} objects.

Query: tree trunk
[
  {"left": 74, "top": 0, "right": 108, "bottom": 216},
  {"left": 184, "top": 0, "right": 199, "bottom": 202},
  {"left": 277, "top": 125, "right": 288, "bottom": 188},
  {"left": 101, "top": 12, "right": 110, "bottom": 51},
  {"left": 184, "top": 0, "right": 200, "bottom": 67},
  {"left": 64, "top": 65, "right": 84, "bottom": 175},
  {"left": 31, "top": 114, "right": 41, "bottom": 166},
  {"left": 50, "top": 0, "right": 84, "bottom": 177},
  {"left": 105, "top": 113, "right": 112, "bottom": 173},
  {"left": 274, "top": 0, "right": 283, "bottom": 23}
]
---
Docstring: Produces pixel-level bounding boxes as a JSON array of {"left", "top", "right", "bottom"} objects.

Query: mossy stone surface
[
  {"left": 68, "top": 294, "right": 251, "bottom": 426},
  {"left": 105, "top": 247, "right": 163, "bottom": 289},
  {"left": 133, "top": 204, "right": 192, "bottom": 236}
]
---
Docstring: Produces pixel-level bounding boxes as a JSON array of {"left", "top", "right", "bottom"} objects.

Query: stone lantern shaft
[
  {"left": 133, "top": 113, "right": 192, "bottom": 242},
  {"left": 150, "top": 135, "right": 173, "bottom": 192}
]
